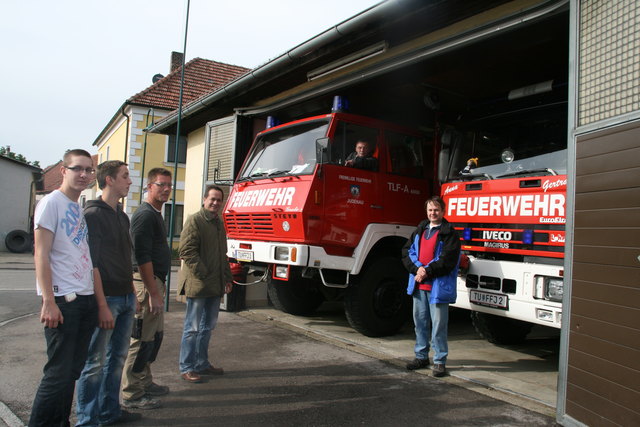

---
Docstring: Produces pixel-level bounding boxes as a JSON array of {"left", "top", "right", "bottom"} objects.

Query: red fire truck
[
  {"left": 439, "top": 89, "right": 567, "bottom": 343},
  {"left": 224, "top": 104, "right": 436, "bottom": 336}
]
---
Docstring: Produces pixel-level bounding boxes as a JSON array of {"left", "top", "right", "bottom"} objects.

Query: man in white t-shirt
[{"left": 29, "top": 149, "right": 104, "bottom": 427}]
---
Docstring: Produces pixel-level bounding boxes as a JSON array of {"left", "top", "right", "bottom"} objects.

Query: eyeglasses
[
  {"left": 152, "top": 182, "right": 173, "bottom": 189},
  {"left": 65, "top": 166, "right": 95, "bottom": 174}
]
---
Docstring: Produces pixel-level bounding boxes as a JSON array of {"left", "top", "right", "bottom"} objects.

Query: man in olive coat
[{"left": 178, "top": 185, "right": 233, "bottom": 383}]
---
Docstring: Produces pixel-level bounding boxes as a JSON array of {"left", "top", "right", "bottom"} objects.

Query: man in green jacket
[{"left": 178, "top": 185, "right": 233, "bottom": 383}]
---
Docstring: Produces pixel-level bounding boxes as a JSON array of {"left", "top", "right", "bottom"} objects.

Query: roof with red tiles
[
  {"left": 127, "top": 58, "right": 250, "bottom": 110},
  {"left": 39, "top": 161, "right": 63, "bottom": 194}
]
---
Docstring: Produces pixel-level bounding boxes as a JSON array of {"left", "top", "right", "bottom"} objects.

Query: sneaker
[
  {"left": 197, "top": 365, "right": 224, "bottom": 376},
  {"left": 99, "top": 409, "right": 143, "bottom": 426},
  {"left": 144, "top": 382, "right": 169, "bottom": 396},
  {"left": 432, "top": 363, "right": 447, "bottom": 377},
  {"left": 406, "top": 358, "right": 430, "bottom": 371},
  {"left": 122, "top": 395, "right": 161, "bottom": 410}
]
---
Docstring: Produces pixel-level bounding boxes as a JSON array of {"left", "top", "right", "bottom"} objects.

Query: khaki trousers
[{"left": 121, "top": 274, "right": 165, "bottom": 401}]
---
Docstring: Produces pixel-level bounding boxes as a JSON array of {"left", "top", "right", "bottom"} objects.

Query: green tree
[{"left": 0, "top": 146, "right": 41, "bottom": 168}]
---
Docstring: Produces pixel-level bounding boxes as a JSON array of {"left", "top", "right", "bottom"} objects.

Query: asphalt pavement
[{"left": 0, "top": 252, "right": 557, "bottom": 426}]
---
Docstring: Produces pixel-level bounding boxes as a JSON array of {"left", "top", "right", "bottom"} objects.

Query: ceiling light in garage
[{"left": 307, "top": 41, "right": 388, "bottom": 81}]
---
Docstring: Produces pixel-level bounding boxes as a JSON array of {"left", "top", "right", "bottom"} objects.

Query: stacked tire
[{"left": 5, "top": 230, "right": 32, "bottom": 253}]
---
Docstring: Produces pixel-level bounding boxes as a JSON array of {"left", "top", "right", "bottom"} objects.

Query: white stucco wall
[{"left": 0, "top": 158, "right": 39, "bottom": 251}]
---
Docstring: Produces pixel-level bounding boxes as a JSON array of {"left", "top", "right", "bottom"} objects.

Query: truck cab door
[
  {"left": 321, "top": 122, "right": 381, "bottom": 250},
  {"left": 381, "top": 130, "right": 431, "bottom": 226}
]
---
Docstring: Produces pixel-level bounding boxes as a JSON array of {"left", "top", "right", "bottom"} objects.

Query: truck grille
[
  {"left": 226, "top": 213, "right": 274, "bottom": 236},
  {"left": 465, "top": 275, "right": 517, "bottom": 294}
]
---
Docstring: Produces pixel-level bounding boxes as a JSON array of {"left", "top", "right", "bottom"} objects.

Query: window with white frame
[
  {"left": 163, "top": 203, "right": 184, "bottom": 238},
  {"left": 167, "top": 134, "right": 187, "bottom": 164}
]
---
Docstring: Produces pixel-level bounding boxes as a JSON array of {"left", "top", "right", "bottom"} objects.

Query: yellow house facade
[
  {"left": 92, "top": 52, "right": 249, "bottom": 245},
  {"left": 93, "top": 104, "right": 187, "bottom": 245}
]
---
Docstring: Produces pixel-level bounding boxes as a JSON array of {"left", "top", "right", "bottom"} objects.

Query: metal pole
[{"left": 166, "top": 0, "right": 190, "bottom": 311}]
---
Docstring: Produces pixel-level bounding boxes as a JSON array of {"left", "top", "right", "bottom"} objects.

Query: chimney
[{"left": 170, "top": 51, "right": 184, "bottom": 73}]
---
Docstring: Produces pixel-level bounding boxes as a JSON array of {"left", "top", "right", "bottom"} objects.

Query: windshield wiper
[
  {"left": 496, "top": 168, "right": 558, "bottom": 179},
  {"left": 456, "top": 172, "right": 493, "bottom": 181},
  {"left": 266, "top": 170, "right": 291, "bottom": 178},
  {"left": 237, "top": 171, "right": 267, "bottom": 182}
]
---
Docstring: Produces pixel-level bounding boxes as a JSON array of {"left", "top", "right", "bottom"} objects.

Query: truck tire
[
  {"left": 5, "top": 230, "right": 31, "bottom": 253},
  {"left": 267, "top": 270, "right": 324, "bottom": 316},
  {"left": 344, "top": 256, "right": 411, "bottom": 337},
  {"left": 470, "top": 311, "right": 533, "bottom": 344}
]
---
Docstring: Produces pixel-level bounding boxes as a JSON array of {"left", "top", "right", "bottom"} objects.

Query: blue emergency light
[
  {"left": 266, "top": 116, "right": 280, "bottom": 129},
  {"left": 522, "top": 229, "right": 534, "bottom": 245},
  {"left": 463, "top": 228, "right": 472, "bottom": 241},
  {"left": 332, "top": 95, "right": 349, "bottom": 113}
]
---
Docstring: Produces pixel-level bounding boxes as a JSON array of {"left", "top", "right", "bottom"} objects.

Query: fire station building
[{"left": 150, "top": 1, "right": 639, "bottom": 425}]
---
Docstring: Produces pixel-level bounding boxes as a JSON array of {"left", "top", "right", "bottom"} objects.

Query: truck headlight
[
  {"left": 545, "top": 278, "right": 564, "bottom": 302},
  {"left": 274, "top": 265, "right": 289, "bottom": 279},
  {"left": 274, "top": 246, "right": 289, "bottom": 261},
  {"left": 274, "top": 246, "right": 297, "bottom": 262},
  {"left": 534, "top": 276, "right": 563, "bottom": 302}
]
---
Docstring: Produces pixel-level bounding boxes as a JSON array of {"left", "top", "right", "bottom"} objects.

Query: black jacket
[
  {"left": 130, "top": 202, "right": 171, "bottom": 281},
  {"left": 84, "top": 197, "right": 133, "bottom": 296},
  {"left": 401, "top": 218, "right": 461, "bottom": 279}
]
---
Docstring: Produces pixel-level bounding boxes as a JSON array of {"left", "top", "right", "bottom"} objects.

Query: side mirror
[
  {"left": 315, "top": 137, "right": 330, "bottom": 177},
  {"left": 316, "top": 137, "right": 330, "bottom": 164},
  {"left": 437, "top": 131, "right": 452, "bottom": 184}
]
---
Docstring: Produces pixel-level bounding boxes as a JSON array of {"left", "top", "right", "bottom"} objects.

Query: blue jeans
[
  {"left": 179, "top": 296, "right": 221, "bottom": 373},
  {"left": 29, "top": 295, "right": 97, "bottom": 427},
  {"left": 412, "top": 289, "right": 449, "bottom": 364},
  {"left": 76, "top": 293, "right": 136, "bottom": 426}
]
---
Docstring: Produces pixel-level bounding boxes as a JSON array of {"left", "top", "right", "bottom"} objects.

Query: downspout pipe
[
  {"left": 121, "top": 106, "right": 130, "bottom": 163},
  {"left": 139, "top": 108, "right": 155, "bottom": 204},
  {"left": 28, "top": 170, "right": 42, "bottom": 252}
]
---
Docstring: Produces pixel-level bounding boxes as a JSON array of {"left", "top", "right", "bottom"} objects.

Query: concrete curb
[{"left": 0, "top": 401, "right": 24, "bottom": 427}]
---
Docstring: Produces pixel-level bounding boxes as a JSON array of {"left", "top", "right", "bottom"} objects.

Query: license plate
[
  {"left": 235, "top": 250, "right": 254, "bottom": 262},
  {"left": 469, "top": 290, "right": 508, "bottom": 309}
]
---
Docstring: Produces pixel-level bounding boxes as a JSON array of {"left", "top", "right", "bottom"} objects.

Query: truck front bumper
[
  {"left": 452, "top": 258, "right": 563, "bottom": 328},
  {"left": 227, "top": 239, "right": 355, "bottom": 272}
]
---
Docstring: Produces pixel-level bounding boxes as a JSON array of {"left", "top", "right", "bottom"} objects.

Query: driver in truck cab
[
  {"left": 345, "top": 139, "right": 378, "bottom": 171},
  {"left": 402, "top": 196, "right": 461, "bottom": 378}
]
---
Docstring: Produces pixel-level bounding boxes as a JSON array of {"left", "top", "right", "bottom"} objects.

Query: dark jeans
[
  {"left": 76, "top": 293, "right": 136, "bottom": 426},
  {"left": 29, "top": 295, "right": 98, "bottom": 427}
]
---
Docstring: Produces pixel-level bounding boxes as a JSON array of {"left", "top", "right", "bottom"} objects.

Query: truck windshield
[
  {"left": 238, "top": 120, "right": 329, "bottom": 181},
  {"left": 444, "top": 102, "right": 567, "bottom": 181}
]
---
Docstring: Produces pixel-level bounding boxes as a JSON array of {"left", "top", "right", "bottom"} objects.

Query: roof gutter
[
  {"left": 93, "top": 101, "right": 128, "bottom": 147},
  {"left": 147, "top": 0, "right": 401, "bottom": 133}
]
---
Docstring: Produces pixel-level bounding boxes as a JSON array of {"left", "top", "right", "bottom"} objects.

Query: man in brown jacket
[{"left": 178, "top": 185, "right": 233, "bottom": 383}]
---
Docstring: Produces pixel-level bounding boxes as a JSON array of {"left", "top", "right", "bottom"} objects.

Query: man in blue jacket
[{"left": 401, "top": 196, "right": 460, "bottom": 377}]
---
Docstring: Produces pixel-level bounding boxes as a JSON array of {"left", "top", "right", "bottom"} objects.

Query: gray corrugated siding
[{"left": 207, "top": 119, "right": 235, "bottom": 183}]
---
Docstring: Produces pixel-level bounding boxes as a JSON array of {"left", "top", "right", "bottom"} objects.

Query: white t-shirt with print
[{"left": 34, "top": 190, "right": 94, "bottom": 296}]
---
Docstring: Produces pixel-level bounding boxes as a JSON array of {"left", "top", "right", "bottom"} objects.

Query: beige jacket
[{"left": 178, "top": 208, "right": 232, "bottom": 298}]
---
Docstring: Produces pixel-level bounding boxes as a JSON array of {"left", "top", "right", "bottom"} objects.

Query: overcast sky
[{"left": 0, "top": 0, "right": 380, "bottom": 168}]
